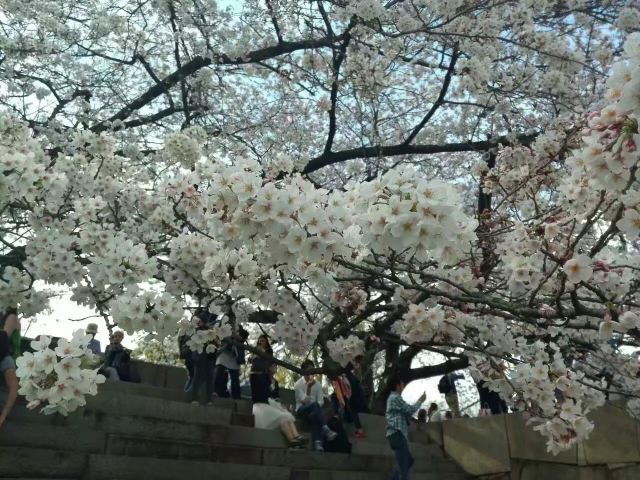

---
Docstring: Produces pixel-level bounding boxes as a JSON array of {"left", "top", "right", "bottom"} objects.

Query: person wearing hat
[{"left": 86, "top": 323, "right": 102, "bottom": 356}]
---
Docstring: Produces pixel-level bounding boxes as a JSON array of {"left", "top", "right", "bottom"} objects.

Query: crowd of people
[{"left": 0, "top": 307, "right": 511, "bottom": 480}]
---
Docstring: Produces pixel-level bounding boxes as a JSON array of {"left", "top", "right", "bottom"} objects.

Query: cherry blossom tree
[{"left": 1, "top": 0, "right": 640, "bottom": 452}]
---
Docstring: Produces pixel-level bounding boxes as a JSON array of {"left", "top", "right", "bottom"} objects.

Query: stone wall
[{"left": 419, "top": 403, "right": 640, "bottom": 480}]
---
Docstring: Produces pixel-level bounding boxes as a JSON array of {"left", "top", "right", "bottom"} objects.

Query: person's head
[
  {"left": 417, "top": 409, "right": 427, "bottom": 423},
  {"left": 445, "top": 411, "right": 453, "bottom": 419},
  {"left": 195, "top": 309, "right": 217, "bottom": 329},
  {"left": 353, "top": 354, "right": 364, "bottom": 369},
  {"left": 86, "top": 323, "right": 98, "bottom": 338},
  {"left": 301, "top": 359, "right": 314, "bottom": 381},
  {"left": 111, "top": 330, "right": 124, "bottom": 345},
  {"left": 0, "top": 308, "right": 19, "bottom": 335},
  {"left": 428, "top": 402, "right": 438, "bottom": 414},
  {"left": 256, "top": 334, "right": 272, "bottom": 354},
  {"left": 389, "top": 374, "right": 407, "bottom": 393}
]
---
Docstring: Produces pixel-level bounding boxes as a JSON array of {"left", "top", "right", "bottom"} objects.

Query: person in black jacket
[
  {"left": 101, "top": 331, "right": 131, "bottom": 382},
  {"left": 190, "top": 311, "right": 218, "bottom": 405}
]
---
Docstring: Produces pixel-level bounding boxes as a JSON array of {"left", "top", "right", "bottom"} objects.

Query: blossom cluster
[
  {"left": 326, "top": 335, "right": 365, "bottom": 367},
  {"left": 16, "top": 331, "right": 105, "bottom": 416}
]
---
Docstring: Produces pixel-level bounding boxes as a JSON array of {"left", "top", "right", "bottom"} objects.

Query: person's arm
[
  {"left": 294, "top": 380, "right": 310, "bottom": 406},
  {"left": 0, "top": 368, "right": 18, "bottom": 429},
  {"left": 314, "top": 382, "right": 324, "bottom": 407},
  {"left": 391, "top": 394, "right": 423, "bottom": 418}
]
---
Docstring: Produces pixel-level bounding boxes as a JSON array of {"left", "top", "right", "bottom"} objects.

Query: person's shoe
[
  {"left": 354, "top": 430, "right": 366, "bottom": 439},
  {"left": 322, "top": 425, "right": 338, "bottom": 441},
  {"left": 313, "top": 440, "right": 324, "bottom": 452},
  {"left": 191, "top": 400, "right": 199, "bottom": 405},
  {"left": 288, "top": 435, "right": 307, "bottom": 448}
]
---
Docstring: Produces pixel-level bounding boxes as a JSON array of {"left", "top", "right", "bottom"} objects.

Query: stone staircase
[{"left": 1, "top": 381, "right": 473, "bottom": 480}]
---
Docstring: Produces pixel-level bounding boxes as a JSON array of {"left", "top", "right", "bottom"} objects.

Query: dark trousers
[
  {"left": 214, "top": 365, "right": 241, "bottom": 399},
  {"left": 184, "top": 357, "right": 195, "bottom": 379},
  {"left": 297, "top": 402, "right": 326, "bottom": 442},
  {"left": 330, "top": 393, "right": 363, "bottom": 429},
  {"left": 388, "top": 431, "right": 414, "bottom": 480},
  {"left": 190, "top": 354, "right": 215, "bottom": 404}
]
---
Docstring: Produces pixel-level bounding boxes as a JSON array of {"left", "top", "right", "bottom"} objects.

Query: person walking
[
  {"left": 438, "top": 371, "right": 463, "bottom": 417},
  {"left": 385, "top": 375, "right": 426, "bottom": 480}
]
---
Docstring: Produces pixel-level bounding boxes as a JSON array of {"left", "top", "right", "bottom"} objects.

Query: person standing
[
  {"left": 86, "top": 323, "right": 102, "bottom": 356},
  {"left": 294, "top": 360, "right": 337, "bottom": 452},
  {"left": 189, "top": 311, "right": 219, "bottom": 405},
  {"left": 438, "top": 371, "right": 464, "bottom": 417},
  {"left": 385, "top": 375, "right": 426, "bottom": 480},
  {"left": 215, "top": 325, "right": 249, "bottom": 399},
  {"left": 0, "top": 310, "right": 19, "bottom": 429}
]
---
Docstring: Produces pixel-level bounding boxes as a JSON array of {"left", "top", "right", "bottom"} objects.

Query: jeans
[
  {"left": 445, "top": 393, "right": 460, "bottom": 417},
  {"left": 190, "top": 354, "right": 215, "bottom": 404},
  {"left": 388, "top": 431, "right": 414, "bottom": 480},
  {"left": 214, "top": 365, "right": 241, "bottom": 399},
  {"left": 297, "top": 402, "right": 326, "bottom": 442}
]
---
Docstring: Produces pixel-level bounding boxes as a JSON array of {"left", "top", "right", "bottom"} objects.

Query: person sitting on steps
[
  {"left": 249, "top": 335, "right": 306, "bottom": 448},
  {"left": 294, "top": 359, "right": 337, "bottom": 452},
  {"left": 101, "top": 331, "right": 131, "bottom": 382}
]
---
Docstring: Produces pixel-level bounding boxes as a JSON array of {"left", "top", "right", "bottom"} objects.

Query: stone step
[
  {"left": 87, "top": 453, "right": 291, "bottom": 480},
  {"left": 3, "top": 413, "right": 457, "bottom": 477},
  {"left": 87, "top": 454, "right": 468, "bottom": 480},
  {"left": 0, "top": 446, "right": 86, "bottom": 478},
  {"left": 100, "top": 381, "right": 255, "bottom": 414},
  {"left": 105, "top": 434, "right": 460, "bottom": 474}
]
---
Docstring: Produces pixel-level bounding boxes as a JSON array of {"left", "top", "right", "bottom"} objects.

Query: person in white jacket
[{"left": 293, "top": 359, "right": 337, "bottom": 451}]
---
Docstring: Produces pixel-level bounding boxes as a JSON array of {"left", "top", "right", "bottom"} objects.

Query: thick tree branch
[{"left": 303, "top": 132, "right": 539, "bottom": 174}]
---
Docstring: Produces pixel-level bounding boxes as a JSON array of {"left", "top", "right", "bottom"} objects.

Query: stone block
[
  {"left": 224, "top": 424, "right": 288, "bottom": 448},
  {"left": 0, "top": 446, "right": 86, "bottom": 478},
  {"left": 505, "top": 412, "right": 577, "bottom": 464},
  {"left": 583, "top": 404, "right": 640, "bottom": 465},
  {"left": 611, "top": 464, "right": 640, "bottom": 480},
  {"left": 85, "top": 391, "right": 233, "bottom": 426},
  {"left": 515, "top": 461, "right": 608, "bottom": 480},
  {"left": 263, "top": 448, "right": 392, "bottom": 472},
  {"left": 1, "top": 421, "right": 106, "bottom": 453},
  {"left": 131, "top": 360, "right": 167, "bottom": 387},
  {"left": 442, "top": 415, "right": 511, "bottom": 476},
  {"left": 166, "top": 363, "right": 189, "bottom": 390},
  {"left": 88, "top": 454, "right": 291, "bottom": 480}
]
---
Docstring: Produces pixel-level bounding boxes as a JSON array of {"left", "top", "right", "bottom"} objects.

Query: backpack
[{"left": 438, "top": 375, "right": 452, "bottom": 394}]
